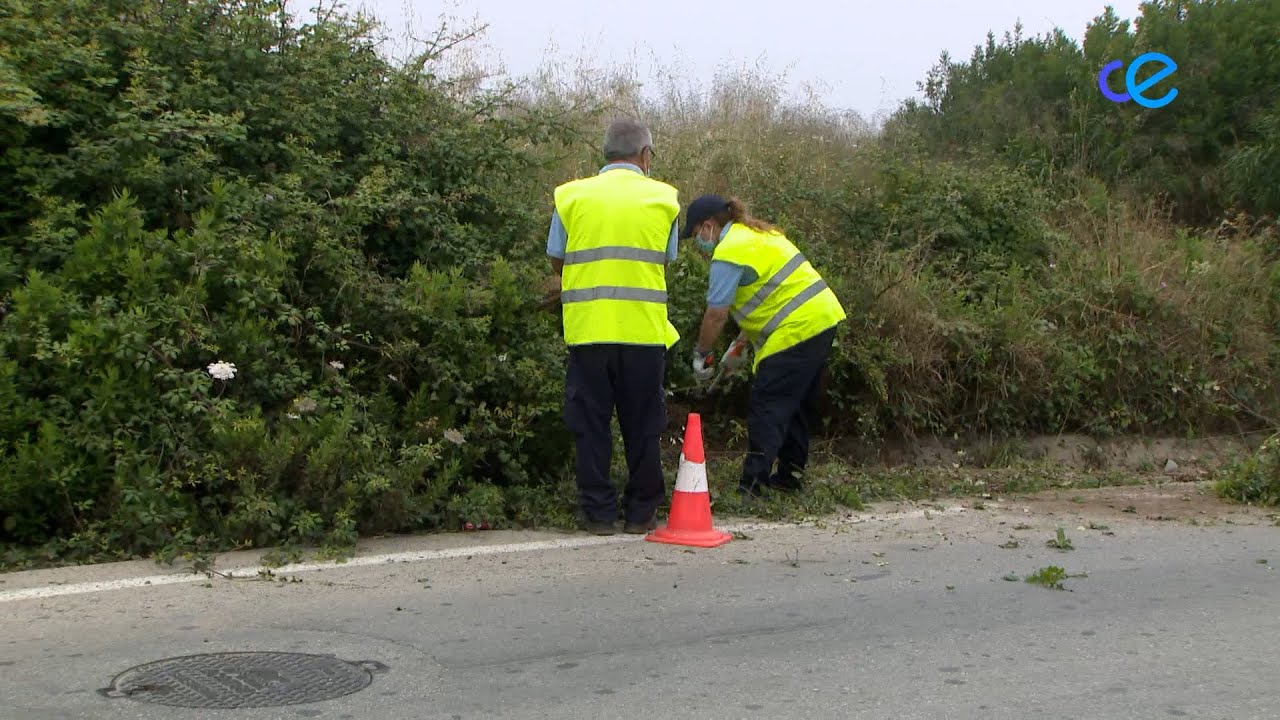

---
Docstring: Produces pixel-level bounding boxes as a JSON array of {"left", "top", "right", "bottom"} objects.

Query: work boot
[
  {"left": 623, "top": 513, "right": 658, "bottom": 535},
  {"left": 767, "top": 473, "right": 804, "bottom": 493},
  {"left": 582, "top": 519, "right": 618, "bottom": 535},
  {"left": 578, "top": 511, "right": 617, "bottom": 535}
]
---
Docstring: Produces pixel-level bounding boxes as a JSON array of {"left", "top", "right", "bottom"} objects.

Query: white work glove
[
  {"left": 691, "top": 349, "right": 716, "bottom": 382},
  {"left": 721, "top": 337, "right": 750, "bottom": 371}
]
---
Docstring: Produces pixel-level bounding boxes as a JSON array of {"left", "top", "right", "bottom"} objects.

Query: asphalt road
[{"left": 1, "top": 482, "right": 1277, "bottom": 720}]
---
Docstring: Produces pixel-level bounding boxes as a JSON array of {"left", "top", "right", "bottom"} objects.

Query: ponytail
[{"left": 716, "top": 197, "right": 780, "bottom": 234}]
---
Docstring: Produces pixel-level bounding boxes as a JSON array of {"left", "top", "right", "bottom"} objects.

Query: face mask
[{"left": 696, "top": 226, "right": 715, "bottom": 252}]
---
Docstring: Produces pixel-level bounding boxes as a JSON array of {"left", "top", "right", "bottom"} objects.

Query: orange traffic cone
[{"left": 647, "top": 413, "right": 733, "bottom": 548}]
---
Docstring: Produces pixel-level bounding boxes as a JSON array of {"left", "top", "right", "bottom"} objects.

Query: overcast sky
[{"left": 296, "top": 1, "right": 1145, "bottom": 121}]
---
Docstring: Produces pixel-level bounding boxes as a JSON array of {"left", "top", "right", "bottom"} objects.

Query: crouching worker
[{"left": 681, "top": 194, "right": 846, "bottom": 497}]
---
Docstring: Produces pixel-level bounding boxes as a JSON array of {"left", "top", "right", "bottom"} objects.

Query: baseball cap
[{"left": 680, "top": 194, "right": 730, "bottom": 239}]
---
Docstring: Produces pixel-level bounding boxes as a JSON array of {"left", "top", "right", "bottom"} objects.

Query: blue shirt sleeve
[
  {"left": 707, "top": 261, "right": 747, "bottom": 308},
  {"left": 667, "top": 220, "right": 679, "bottom": 262},
  {"left": 546, "top": 209, "right": 567, "bottom": 259}
]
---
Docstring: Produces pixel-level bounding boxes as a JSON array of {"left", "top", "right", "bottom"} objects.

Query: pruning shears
[
  {"left": 699, "top": 366, "right": 727, "bottom": 397},
  {"left": 695, "top": 339, "right": 749, "bottom": 397}
]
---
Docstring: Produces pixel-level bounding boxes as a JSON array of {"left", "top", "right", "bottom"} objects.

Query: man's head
[{"left": 603, "top": 118, "right": 654, "bottom": 175}]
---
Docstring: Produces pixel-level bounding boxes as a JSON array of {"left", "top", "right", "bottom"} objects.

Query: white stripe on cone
[{"left": 673, "top": 452, "right": 708, "bottom": 493}]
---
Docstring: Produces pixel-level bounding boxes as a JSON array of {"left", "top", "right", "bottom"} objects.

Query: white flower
[
  {"left": 443, "top": 429, "right": 466, "bottom": 445},
  {"left": 286, "top": 413, "right": 301, "bottom": 420},
  {"left": 329, "top": 360, "right": 344, "bottom": 370},
  {"left": 497, "top": 354, "right": 508, "bottom": 363},
  {"left": 387, "top": 374, "right": 399, "bottom": 382},
  {"left": 294, "top": 398, "right": 318, "bottom": 414},
  {"left": 207, "top": 361, "right": 237, "bottom": 381}
]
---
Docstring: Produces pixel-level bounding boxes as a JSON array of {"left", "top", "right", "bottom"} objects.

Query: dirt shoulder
[
  {"left": 877, "top": 479, "right": 1278, "bottom": 538},
  {"left": 1000, "top": 479, "right": 1274, "bottom": 525}
]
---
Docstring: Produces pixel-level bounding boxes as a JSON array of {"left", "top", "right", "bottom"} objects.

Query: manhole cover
[{"left": 99, "top": 652, "right": 387, "bottom": 709}]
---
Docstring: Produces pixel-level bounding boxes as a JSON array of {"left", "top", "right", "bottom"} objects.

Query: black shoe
[
  {"left": 582, "top": 519, "right": 618, "bottom": 535},
  {"left": 767, "top": 476, "right": 804, "bottom": 493},
  {"left": 623, "top": 514, "right": 658, "bottom": 534},
  {"left": 578, "top": 511, "right": 618, "bottom": 535}
]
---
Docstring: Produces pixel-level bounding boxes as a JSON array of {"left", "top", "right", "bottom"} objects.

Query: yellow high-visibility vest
[
  {"left": 554, "top": 168, "right": 680, "bottom": 347},
  {"left": 711, "top": 223, "right": 846, "bottom": 370}
]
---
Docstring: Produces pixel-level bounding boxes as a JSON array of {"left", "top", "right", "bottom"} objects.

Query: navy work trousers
[
  {"left": 563, "top": 344, "right": 667, "bottom": 525},
  {"left": 741, "top": 326, "right": 838, "bottom": 492}
]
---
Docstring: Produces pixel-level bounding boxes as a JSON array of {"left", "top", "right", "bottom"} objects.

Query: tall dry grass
[{"left": 417, "top": 20, "right": 1280, "bottom": 439}]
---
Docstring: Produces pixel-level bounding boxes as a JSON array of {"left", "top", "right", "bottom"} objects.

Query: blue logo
[{"left": 1098, "top": 52, "right": 1178, "bottom": 108}]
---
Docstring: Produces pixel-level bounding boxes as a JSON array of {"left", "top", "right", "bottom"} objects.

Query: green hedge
[{"left": 2, "top": 0, "right": 1278, "bottom": 564}]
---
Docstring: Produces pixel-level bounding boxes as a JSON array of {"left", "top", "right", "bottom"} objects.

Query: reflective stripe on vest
[
  {"left": 561, "top": 287, "right": 668, "bottom": 303},
  {"left": 731, "top": 251, "right": 809, "bottom": 325},
  {"left": 758, "top": 278, "right": 829, "bottom": 343},
  {"left": 563, "top": 246, "right": 667, "bottom": 266}
]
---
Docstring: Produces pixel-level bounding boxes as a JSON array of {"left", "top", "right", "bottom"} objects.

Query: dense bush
[
  {"left": 0, "top": 0, "right": 574, "bottom": 563},
  {"left": 2, "top": 0, "right": 1278, "bottom": 564},
  {"left": 1215, "top": 432, "right": 1280, "bottom": 506}
]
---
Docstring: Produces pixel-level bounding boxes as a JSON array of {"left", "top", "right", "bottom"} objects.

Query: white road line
[{"left": 0, "top": 507, "right": 964, "bottom": 603}]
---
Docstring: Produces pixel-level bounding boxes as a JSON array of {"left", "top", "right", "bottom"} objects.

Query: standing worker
[
  {"left": 547, "top": 118, "right": 682, "bottom": 535},
  {"left": 682, "top": 194, "right": 846, "bottom": 497}
]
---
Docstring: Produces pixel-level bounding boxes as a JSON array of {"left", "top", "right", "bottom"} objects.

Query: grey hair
[{"left": 603, "top": 118, "right": 653, "bottom": 161}]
